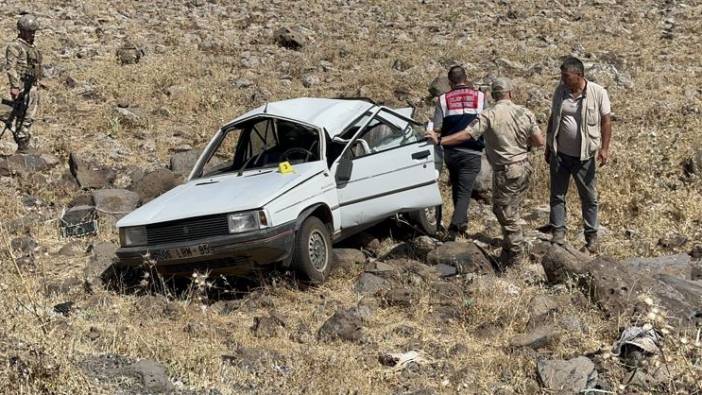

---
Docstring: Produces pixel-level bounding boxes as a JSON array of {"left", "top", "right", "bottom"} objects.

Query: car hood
[{"left": 117, "top": 162, "right": 326, "bottom": 227}]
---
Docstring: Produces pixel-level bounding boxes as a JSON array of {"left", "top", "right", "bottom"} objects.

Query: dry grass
[{"left": 0, "top": 0, "right": 701, "bottom": 393}]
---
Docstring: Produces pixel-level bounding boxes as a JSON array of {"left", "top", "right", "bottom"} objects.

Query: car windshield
[{"left": 199, "top": 117, "right": 321, "bottom": 177}]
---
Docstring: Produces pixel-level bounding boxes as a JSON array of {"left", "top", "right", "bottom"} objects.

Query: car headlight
[
  {"left": 120, "top": 226, "right": 147, "bottom": 247},
  {"left": 227, "top": 210, "right": 268, "bottom": 233}
]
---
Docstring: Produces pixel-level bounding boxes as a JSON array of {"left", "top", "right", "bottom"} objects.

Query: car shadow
[{"left": 101, "top": 261, "right": 314, "bottom": 303}]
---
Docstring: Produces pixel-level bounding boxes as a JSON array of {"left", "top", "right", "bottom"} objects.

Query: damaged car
[{"left": 116, "top": 98, "right": 442, "bottom": 283}]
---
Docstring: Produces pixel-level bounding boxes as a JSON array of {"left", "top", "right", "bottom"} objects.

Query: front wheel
[
  {"left": 292, "top": 216, "right": 333, "bottom": 284},
  {"left": 409, "top": 205, "right": 440, "bottom": 236}
]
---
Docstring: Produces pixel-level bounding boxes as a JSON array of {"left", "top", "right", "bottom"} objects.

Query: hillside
[{"left": 0, "top": 0, "right": 701, "bottom": 393}]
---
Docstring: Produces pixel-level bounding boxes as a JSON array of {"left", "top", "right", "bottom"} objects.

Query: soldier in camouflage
[
  {"left": 6, "top": 14, "right": 42, "bottom": 153},
  {"left": 426, "top": 78, "right": 545, "bottom": 265}
]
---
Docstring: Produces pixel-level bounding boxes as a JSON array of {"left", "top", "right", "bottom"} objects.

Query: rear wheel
[
  {"left": 292, "top": 216, "right": 332, "bottom": 284},
  {"left": 409, "top": 205, "right": 439, "bottom": 236}
]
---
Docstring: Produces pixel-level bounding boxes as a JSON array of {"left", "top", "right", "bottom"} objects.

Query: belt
[{"left": 493, "top": 157, "right": 529, "bottom": 171}]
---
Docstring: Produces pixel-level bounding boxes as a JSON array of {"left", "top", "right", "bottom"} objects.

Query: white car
[{"left": 116, "top": 98, "right": 442, "bottom": 283}]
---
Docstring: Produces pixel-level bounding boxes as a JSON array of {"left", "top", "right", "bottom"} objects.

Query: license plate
[{"left": 169, "top": 244, "right": 211, "bottom": 260}]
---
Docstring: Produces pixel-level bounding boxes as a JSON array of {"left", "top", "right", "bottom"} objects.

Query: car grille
[{"left": 146, "top": 214, "right": 229, "bottom": 245}]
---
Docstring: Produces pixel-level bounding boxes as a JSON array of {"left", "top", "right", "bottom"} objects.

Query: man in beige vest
[
  {"left": 545, "top": 57, "right": 612, "bottom": 253},
  {"left": 6, "top": 14, "right": 42, "bottom": 153}
]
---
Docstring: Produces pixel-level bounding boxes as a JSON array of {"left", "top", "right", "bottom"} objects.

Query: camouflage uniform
[
  {"left": 467, "top": 81, "right": 541, "bottom": 262},
  {"left": 6, "top": 34, "right": 42, "bottom": 150}
]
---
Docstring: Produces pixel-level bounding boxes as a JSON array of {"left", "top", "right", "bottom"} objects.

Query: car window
[
  {"left": 350, "top": 110, "right": 422, "bottom": 158},
  {"left": 201, "top": 127, "right": 241, "bottom": 176},
  {"left": 199, "top": 118, "right": 321, "bottom": 178}
]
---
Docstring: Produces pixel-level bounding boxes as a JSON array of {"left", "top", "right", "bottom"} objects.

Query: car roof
[{"left": 224, "top": 98, "right": 376, "bottom": 137}]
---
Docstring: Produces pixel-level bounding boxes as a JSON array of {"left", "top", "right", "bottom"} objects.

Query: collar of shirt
[
  {"left": 561, "top": 80, "right": 589, "bottom": 100},
  {"left": 18, "top": 37, "right": 35, "bottom": 48}
]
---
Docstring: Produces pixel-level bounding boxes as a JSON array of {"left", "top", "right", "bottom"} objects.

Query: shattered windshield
[{"left": 199, "top": 117, "right": 321, "bottom": 177}]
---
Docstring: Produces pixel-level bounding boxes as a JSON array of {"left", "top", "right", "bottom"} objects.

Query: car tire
[
  {"left": 409, "top": 205, "right": 439, "bottom": 236},
  {"left": 293, "top": 216, "right": 332, "bottom": 284}
]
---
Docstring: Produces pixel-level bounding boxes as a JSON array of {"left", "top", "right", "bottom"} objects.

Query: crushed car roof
[{"left": 224, "top": 98, "right": 375, "bottom": 137}]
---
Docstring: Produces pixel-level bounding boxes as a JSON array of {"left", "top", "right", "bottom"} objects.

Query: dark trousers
[
  {"left": 549, "top": 152, "right": 599, "bottom": 236},
  {"left": 443, "top": 149, "right": 482, "bottom": 230}
]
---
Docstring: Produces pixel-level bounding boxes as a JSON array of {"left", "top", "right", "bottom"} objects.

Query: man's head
[
  {"left": 560, "top": 57, "right": 585, "bottom": 90},
  {"left": 491, "top": 77, "right": 513, "bottom": 101},
  {"left": 17, "top": 15, "right": 39, "bottom": 43},
  {"left": 447, "top": 65, "right": 467, "bottom": 88}
]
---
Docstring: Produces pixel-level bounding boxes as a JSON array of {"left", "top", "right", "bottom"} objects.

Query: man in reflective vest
[{"left": 430, "top": 65, "right": 485, "bottom": 240}]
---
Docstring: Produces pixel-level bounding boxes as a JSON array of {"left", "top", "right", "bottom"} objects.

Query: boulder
[
  {"left": 332, "top": 248, "right": 366, "bottom": 273},
  {"left": 69, "top": 153, "right": 116, "bottom": 189},
  {"left": 537, "top": 357, "right": 598, "bottom": 394},
  {"left": 129, "top": 168, "right": 178, "bottom": 203},
  {"left": 0, "top": 153, "right": 59, "bottom": 177},
  {"left": 116, "top": 43, "right": 144, "bottom": 65},
  {"left": 354, "top": 272, "right": 391, "bottom": 295},
  {"left": 622, "top": 254, "right": 694, "bottom": 280},
  {"left": 57, "top": 241, "right": 85, "bottom": 257},
  {"left": 510, "top": 325, "right": 558, "bottom": 349},
  {"left": 11, "top": 236, "right": 38, "bottom": 256},
  {"left": 168, "top": 149, "right": 201, "bottom": 176},
  {"left": 273, "top": 27, "right": 306, "bottom": 50},
  {"left": 92, "top": 189, "right": 139, "bottom": 218},
  {"left": 318, "top": 308, "right": 364, "bottom": 343},
  {"left": 251, "top": 312, "right": 286, "bottom": 338},
  {"left": 428, "top": 76, "right": 451, "bottom": 98},
  {"left": 542, "top": 245, "right": 702, "bottom": 328},
  {"left": 379, "top": 288, "right": 418, "bottom": 308},
  {"left": 427, "top": 241, "right": 494, "bottom": 275},
  {"left": 125, "top": 360, "right": 173, "bottom": 393},
  {"left": 527, "top": 294, "right": 562, "bottom": 323}
]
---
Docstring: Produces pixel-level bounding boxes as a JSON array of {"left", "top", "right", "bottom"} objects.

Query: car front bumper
[{"left": 115, "top": 222, "right": 296, "bottom": 275}]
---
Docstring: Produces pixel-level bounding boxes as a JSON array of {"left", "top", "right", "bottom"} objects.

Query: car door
[{"left": 332, "top": 108, "right": 442, "bottom": 229}]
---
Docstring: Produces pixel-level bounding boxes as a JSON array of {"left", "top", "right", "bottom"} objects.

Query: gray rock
[
  {"left": 57, "top": 241, "right": 85, "bottom": 257},
  {"left": 318, "top": 308, "right": 364, "bottom": 343},
  {"left": 435, "top": 263, "right": 457, "bottom": 277},
  {"left": 274, "top": 27, "right": 306, "bottom": 50},
  {"left": 125, "top": 359, "right": 173, "bottom": 393},
  {"left": 354, "top": 272, "right": 391, "bottom": 294},
  {"left": 11, "top": 236, "right": 38, "bottom": 256},
  {"left": 380, "top": 288, "right": 417, "bottom": 308},
  {"left": 428, "top": 76, "right": 451, "bottom": 98},
  {"left": 116, "top": 45, "right": 144, "bottom": 65},
  {"left": 427, "top": 241, "right": 494, "bottom": 275},
  {"left": 0, "top": 153, "right": 59, "bottom": 177},
  {"left": 622, "top": 254, "right": 693, "bottom": 279},
  {"left": 168, "top": 149, "right": 201, "bottom": 176},
  {"left": 129, "top": 168, "right": 178, "bottom": 203},
  {"left": 251, "top": 312, "right": 286, "bottom": 338},
  {"left": 537, "top": 357, "right": 597, "bottom": 394},
  {"left": 412, "top": 235, "right": 438, "bottom": 258},
  {"left": 115, "top": 107, "right": 144, "bottom": 127},
  {"left": 510, "top": 325, "right": 558, "bottom": 349},
  {"left": 92, "top": 189, "right": 139, "bottom": 218},
  {"left": 69, "top": 153, "right": 116, "bottom": 189},
  {"left": 542, "top": 245, "right": 702, "bottom": 328},
  {"left": 528, "top": 294, "right": 561, "bottom": 322},
  {"left": 302, "top": 74, "right": 320, "bottom": 88},
  {"left": 333, "top": 248, "right": 366, "bottom": 273}
]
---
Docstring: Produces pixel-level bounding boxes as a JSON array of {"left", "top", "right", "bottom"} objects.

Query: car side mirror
[{"left": 336, "top": 158, "right": 353, "bottom": 182}]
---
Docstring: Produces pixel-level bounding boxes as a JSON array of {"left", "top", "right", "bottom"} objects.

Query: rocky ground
[{"left": 0, "top": 0, "right": 701, "bottom": 393}]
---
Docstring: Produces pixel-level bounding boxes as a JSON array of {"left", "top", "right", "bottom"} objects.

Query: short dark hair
[
  {"left": 560, "top": 57, "right": 584, "bottom": 76},
  {"left": 448, "top": 65, "right": 467, "bottom": 85}
]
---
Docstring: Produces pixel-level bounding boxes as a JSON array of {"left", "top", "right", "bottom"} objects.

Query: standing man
[
  {"left": 427, "top": 78, "right": 544, "bottom": 265},
  {"left": 6, "top": 14, "right": 42, "bottom": 153},
  {"left": 545, "top": 57, "right": 612, "bottom": 253},
  {"left": 431, "top": 65, "right": 485, "bottom": 240}
]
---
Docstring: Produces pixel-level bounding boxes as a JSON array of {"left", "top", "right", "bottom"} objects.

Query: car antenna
[{"left": 263, "top": 103, "right": 268, "bottom": 113}]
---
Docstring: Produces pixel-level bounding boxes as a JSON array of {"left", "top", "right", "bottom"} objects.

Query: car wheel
[
  {"left": 409, "top": 205, "right": 439, "bottom": 236},
  {"left": 293, "top": 216, "right": 332, "bottom": 284}
]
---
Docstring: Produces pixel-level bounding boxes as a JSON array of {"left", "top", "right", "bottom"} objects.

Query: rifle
[{"left": 0, "top": 77, "right": 34, "bottom": 141}]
